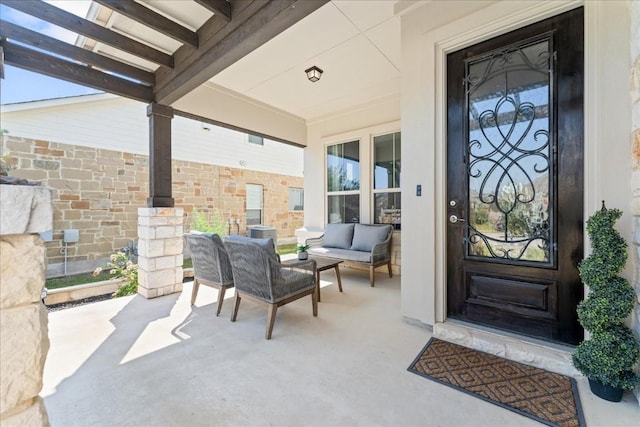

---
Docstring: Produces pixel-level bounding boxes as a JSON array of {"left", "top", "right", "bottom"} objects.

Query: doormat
[{"left": 407, "top": 338, "right": 585, "bottom": 427}]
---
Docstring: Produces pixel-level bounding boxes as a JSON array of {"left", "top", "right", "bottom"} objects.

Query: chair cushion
[
  {"left": 224, "top": 235, "right": 278, "bottom": 261},
  {"left": 322, "top": 223, "right": 355, "bottom": 249},
  {"left": 350, "top": 224, "right": 390, "bottom": 252}
]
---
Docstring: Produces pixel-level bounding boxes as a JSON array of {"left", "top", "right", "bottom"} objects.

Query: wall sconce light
[{"left": 305, "top": 66, "right": 323, "bottom": 82}]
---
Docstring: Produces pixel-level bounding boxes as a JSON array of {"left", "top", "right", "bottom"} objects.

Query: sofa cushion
[
  {"left": 350, "top": 224, "right": 391, "bottom": 252},
  {"left": 322, "top": 223, "right": 355, "bottom": 249},
  {"left": 224, "top": 235, "right": 278, "bottom": 261},
  {"left": 308, "top": 247, "right": 371, "bottom": 263}
]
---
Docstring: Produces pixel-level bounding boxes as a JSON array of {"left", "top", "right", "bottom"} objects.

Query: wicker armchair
[
  {"left": 183, "top": 233, "right": 234, "bottom": 316},
  {"left": 224, "top": 239, "right": 318, "bottom": 339}
]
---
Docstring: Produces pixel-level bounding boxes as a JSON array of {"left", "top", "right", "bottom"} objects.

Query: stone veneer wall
[
  {"left": 3, "top": 135, "right": 303, "bottom": 269},
  {"left": 630, "top": 0, "right": 640, "bottom": 404},
  {"left": 0, "top": 185, "right": 53, "bottom": 426},
  {"left": 390, "top": 230, "right": 401, "bottom": 276}
]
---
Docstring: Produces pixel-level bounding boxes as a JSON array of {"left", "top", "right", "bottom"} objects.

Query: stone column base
[
  {"left": 0, "top": 185, "right": 53, "bottom": 426},
  {"left": 137, "top": 208, "right": 184, "bottom": 299}
]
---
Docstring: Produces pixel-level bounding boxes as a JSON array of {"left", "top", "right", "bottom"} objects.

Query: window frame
[
  {"left": 289, "top": 187, "right": 304, "bottom": 211},
  {"left": 372, "top": 131, "right": 401, "bottom": 229},
  {"left": 247, "top": 134, "right": 264, "bottom": 146},
  {"left": 321, "top": 122, "right": 401, "bottom": 228},
  {"left": 325, "top": 139, "right": 361, "bottom": 224},
  {"left": 246, "top": 183, "right": 263, "bottom": 226}
]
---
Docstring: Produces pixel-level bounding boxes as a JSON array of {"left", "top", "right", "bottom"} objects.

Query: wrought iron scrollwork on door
[{"left": 464, "top": 38, "right": 554, "bottom": 264}]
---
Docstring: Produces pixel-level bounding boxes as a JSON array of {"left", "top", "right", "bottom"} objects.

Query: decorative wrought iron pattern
[{"left": 464, "top": 38, "right": 554, "bottom": 263}]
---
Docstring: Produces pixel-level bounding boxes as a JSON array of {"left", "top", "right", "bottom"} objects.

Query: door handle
[{"left": 449, "top": 214, "right": 466, "bottom": 224}]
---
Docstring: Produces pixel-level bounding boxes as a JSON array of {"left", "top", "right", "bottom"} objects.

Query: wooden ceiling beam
[
  {"left": 0, "top": 20, "right": 155, "bottom": 85},
  {"left": 194, "top": 0, "right": 231, "bottom": 22},
  {"left": 1, "top": 41, "right": 153, "bottom": 103},
  {"left": 93, "top": 0, "right": 199, "bottom": 48},
  {"left": 155, "top": 0, "right": 329, "bottom": 105},
  {"left": 2, "top": 0, "right": 174, "bottom": 69}
]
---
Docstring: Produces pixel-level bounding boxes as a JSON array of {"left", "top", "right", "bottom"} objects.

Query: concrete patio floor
[{"left": 42, "top": 267, "right": 639, "bottom": 426}]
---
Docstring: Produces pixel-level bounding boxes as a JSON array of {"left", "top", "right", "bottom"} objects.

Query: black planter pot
[{"left": 588, "top": 378, "right": 624, "bottom": 402}]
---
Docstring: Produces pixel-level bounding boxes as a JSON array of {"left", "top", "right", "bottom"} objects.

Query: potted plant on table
[
  {"left": 572, "top": 201, "right": 640, "bottom": 402},
  {"left": 296, "top": 244, "right": 310, "bottom": 260}
]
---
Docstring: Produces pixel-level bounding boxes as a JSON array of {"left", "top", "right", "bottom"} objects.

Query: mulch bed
[{"left": 46, "top": 294, "right": 113, "bottom": 312}]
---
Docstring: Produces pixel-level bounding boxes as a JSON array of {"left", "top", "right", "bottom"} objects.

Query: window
[
  {"left": 327, "top": 140, "right": 360, "bottom": 223},
  {"left": 246, "top": 184, "right": 263, "bottom": 225},
  {"left": 248, "top": 134, "right": 264, "bottom": 145},
  {"left": 289, "top": 188, "right": 304, "bottom": 211},
  {"left": 373, "top": 132, "right": 401, "bottom": 229}
]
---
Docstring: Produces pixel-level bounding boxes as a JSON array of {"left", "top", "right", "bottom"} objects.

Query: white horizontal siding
[
  {"left": 173, "top": 114, "right": 304, "bottom": 176},
  {"left": 1, "top": 96, "right": 303, "bottom": 177}
]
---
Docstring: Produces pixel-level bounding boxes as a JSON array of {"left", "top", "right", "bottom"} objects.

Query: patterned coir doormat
[{"left": 408, "top": 338, "right": 585, "bottom": 427}]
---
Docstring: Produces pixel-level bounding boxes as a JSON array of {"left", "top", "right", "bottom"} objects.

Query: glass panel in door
[{"left": 466, "top": 39, "right": 553, "bottom": 264}]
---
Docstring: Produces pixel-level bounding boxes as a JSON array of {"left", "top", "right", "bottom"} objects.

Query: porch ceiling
[
  {"left": 0, "top": 0, "right": 402, "bottom": 124},
  {"left": 208, "top": 0, "right": 401, "bottom": 121},
  {"left": 0, "top": 0, "right": 329, "bottom": 107}
]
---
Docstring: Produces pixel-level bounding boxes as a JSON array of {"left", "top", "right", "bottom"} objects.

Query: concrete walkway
[{"left": 42, "top": 268, "right": 638, "bottom": 426}]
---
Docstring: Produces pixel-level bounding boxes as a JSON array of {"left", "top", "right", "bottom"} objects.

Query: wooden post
[{"left": 146, "top": 103, "right": 174, "bottom": 207}]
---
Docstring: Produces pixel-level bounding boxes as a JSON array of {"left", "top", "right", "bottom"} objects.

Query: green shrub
[
  {"left": 572, "top": 202, "right": 640, "bottom": 390},
  {"left": 94, "top": 252, "right": 138, "bottom": 297},
  {"left": 191, "top": 209, "right": 227, "bottom": 236}
]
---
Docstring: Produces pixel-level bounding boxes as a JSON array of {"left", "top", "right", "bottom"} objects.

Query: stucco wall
[
  {"left": 3, "top": 135, "right": 303, "bottom": 272},
  {"left": 629, "top": 0, "right": 640, "bottom": 404}
]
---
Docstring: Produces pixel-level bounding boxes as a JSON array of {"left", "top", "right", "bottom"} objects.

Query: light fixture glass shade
[{"left": 305, "top": 66, "right": 323, "bottom": 82}]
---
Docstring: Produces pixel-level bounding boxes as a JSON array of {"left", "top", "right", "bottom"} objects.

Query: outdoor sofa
[{"left": 305, "top": 223, "right": 394, "bottom": 286}]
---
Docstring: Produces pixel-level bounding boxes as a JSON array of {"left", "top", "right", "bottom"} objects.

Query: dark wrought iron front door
[{"left": 446, "top": 8, "right": 584, "bottom": 345}]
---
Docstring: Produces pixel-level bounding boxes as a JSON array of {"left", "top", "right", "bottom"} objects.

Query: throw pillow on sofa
[
  {"left": 323, "top": 223, "right": 355, "bottom": 249},
  {"left": 350, "top": 224, "right": 391, "bottom": 252}
]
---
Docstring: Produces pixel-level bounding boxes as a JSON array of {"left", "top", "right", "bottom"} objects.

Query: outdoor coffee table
[{"left": 284, "top": 256, "right": 343, "bottom": 302}]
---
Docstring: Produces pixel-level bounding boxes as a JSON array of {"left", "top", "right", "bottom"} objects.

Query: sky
[{"left": 0, "top": 1, "right": 101, "bottom": 105}]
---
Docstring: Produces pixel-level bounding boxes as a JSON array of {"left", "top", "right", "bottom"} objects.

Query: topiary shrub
[
  {"left": 573, "top": 325, "right": 640, "bottom": 389},
  {"left": 572, "top": 202, "right": 640, "bottom": 392}
]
